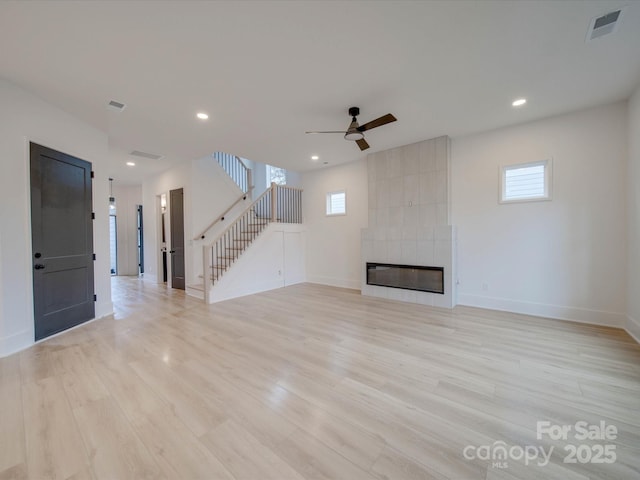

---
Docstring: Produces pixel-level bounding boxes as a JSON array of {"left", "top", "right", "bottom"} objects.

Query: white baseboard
[
  {"left": 0, "top": 329, "right": 33, "bottom": 358},
  {"left": 458, "top": 293, "right": 626, "bottom": 328},
  {"left": 306, "top": 275, "right": 361, "bottom": 290},
  {"left": 0, "top": 310, "right": 115, "bottom": 358},
  {"left": 141, "top": 273, "right": 158, "bottom": 283},
  {"left": 625, "top": 314, "right": 640, "bottom": 344}
]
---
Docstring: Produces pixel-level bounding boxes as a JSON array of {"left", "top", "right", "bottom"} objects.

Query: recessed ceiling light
[
  {"left": 311, "top": 155, "right": 319, "bottom": 160},
  {"left": 126, "top": 161, "right": 135, "bottom": 166},
  {"left": 196, "top": 112, "right": 209, "bottom": 120},
  {"left": 512, "top": 98, "right": 527, "bottom": 107}
]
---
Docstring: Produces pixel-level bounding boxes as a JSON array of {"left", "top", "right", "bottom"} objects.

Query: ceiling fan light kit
[{"left": 306, "top": 106, "right": 397, "bottom": 151}]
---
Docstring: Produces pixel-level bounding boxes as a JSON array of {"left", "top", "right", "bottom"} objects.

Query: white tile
[
  {"left": 388, "top": 207, "right": 403, "bottom": 228},
  {"left": 376, "top": 179, "right": 389, "bottom": 209},
  {"left": 415, "top": 291, "right": 434, "bottom": 306},
  {"left": 368, "top": 180, "right": 377, "bottom": 209},
  {"left": 400, "top": 289, "right": 417, "bottom": 304},
  {"left": 367, "top": 157, "right": 377, "bottom": 183},
  {"left": 436, "top": 203, "right": 448, "bottom": 225},
  {"left": 388, "top": 240, "right": 402, "bottom": 263},
  {"left": 401, "top": 227, "right": 417, "bottom": 241},
  {"left": 362, "top": 240, "right": 373, "bottom": 260},
  {"left": 361, "top": 228, "right": 373, "bottom": 241},
  {"left": 434, "top": 240, "right": 452, "bottom": 265},
  {"left": 377, "top": 207, "right": 389, "bottom": 227},
  {"left": 388, "top": 227, "right": 402, "bottom": 241},
  {"left": 435, "top": 136, "right": 449, "bottom": 171},
  {"left": 418, "top": 204, "right": 437, "bottom": 227},
  {"left": 374, "top": 240, "right": 387, "bottom": 262},
  {"left": 388, "top": 176, "right": 403, "bottom": 207},
  {"left": 436, "top": 170, "right": 448, "bottom": 204},
  {"left": 374, "top": 227, "right": 389, "bottom": 241},
  {"left": 388, "top": 149, "right": 402, "bottom": 178},
  {"left": 416, "top": 240, "right": 434, "bottom": 265},
  {"left": 417, "top": 226, "right": 434, "bottom": 241},
  {"left": 375, "top": 153, "right": 388, "bottom": 179},
  {"left": 434, "top": 225, "right": 452, "bottom": 241},
  {"left": 368, "top": 209, "right": 377, "bottom": 228},
  {"left": 433, "top": 292, "right": 453, "bottom": 308},
  {"left": 419, "top": 139, "right": 437, "bottom": 173},
  {"left": 403, "top": 143, "right": 419, "bottom": 175},
  {"left": 419, "top": 173, "right": 437, "bottom": 205},
  {"left": 403, "top": 205, "right": 418, "bottom": 228},
  {"left": 403, "top": 175, "right": 419, "bottom": 206},
  {"left": 401, "top": 241, "right": 417, "bottom": 264}
]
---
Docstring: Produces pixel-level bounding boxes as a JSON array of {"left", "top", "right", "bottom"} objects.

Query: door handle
[
  {"left": 34, "top": 264, "right": 45, "bottom": 270},
  {"left": 169, "top": 250, "right": 175, "bottom": 254}
]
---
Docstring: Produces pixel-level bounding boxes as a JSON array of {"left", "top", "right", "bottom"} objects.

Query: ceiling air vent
[
  {"left": 107, "top": 99, "right": 127, "bottom": 112},
  {"left": 130, "top": 150, "right": 163, "bottom": 160},
  {"left": 587, "top": 9, "right": 623, "bottom": 42}
]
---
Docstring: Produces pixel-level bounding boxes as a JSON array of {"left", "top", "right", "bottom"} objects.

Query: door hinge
[
  {"left": 93, "top": 294, "right": 97, "bottom": 302},
  {"left": 91, "top": 171, "right": 95, "bottom": 179},
  {"left": 91, "top": 212, "right": 95, "bottom": 220},
  {"left": 92, "top": 253, "right": 96, "bottom": 261}
]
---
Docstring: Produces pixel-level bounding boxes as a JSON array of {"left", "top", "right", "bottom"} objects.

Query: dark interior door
[
  {"left": 137, "top": 205, "right": 144, "bottom": 274},
  {"left": 169, "top": 188, "right": 185, "bottom": 290},
  {"left": 30, "top": 143, "right": 95, "bottom": 341}
]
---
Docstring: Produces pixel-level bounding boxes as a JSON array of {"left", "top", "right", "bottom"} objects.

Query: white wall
[
  {"left": 142, "top": 161, "right": 191, "bottom": 285},
  {"left": 302, "top": 159, "right": 368, "bottom": 289},
  {"left": 452, "top": 102, "right": 628, "bottom": 326},
  {"left": 113, "top": 185, "right": 142, "bottom": 276},
  {"left": 0, "top": 78, "right": 112, "bottom": 357},
  {"left": 209, "top": 223, "right": 306, "bottom": 303},
  {"left": 143, "top": 155, "right": 252, "bottom": 286},
  {"left": 627, "top": 85, "right": 640, "bottom": 341}
]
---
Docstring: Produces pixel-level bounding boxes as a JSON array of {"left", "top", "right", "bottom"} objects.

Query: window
[
  {"left": 326, "top": 190, "right": 346, "bottom": 216},
  {"left": 500, "top": 159, "right": 552, "bottom": 203},
  {"left": 266, "top": 165, "right": 287, "bottom": 187}
]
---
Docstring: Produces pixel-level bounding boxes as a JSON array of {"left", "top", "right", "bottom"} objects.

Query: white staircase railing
[
  {"left": 203, "top": 182, "right": 302, "bottom": 303},
  {"left": 214, "top": 152, "right": 251, "bottom": 193}
]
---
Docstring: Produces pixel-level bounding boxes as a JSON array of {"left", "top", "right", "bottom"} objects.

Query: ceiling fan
[{"left": 306, "top": 107, "right": 397, "bottom": 151}]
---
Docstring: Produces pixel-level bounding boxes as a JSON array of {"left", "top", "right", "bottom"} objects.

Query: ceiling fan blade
[
  {"left": 357, "top": 113, "right": 397, "bottom": 132},
  {"left": 356, "top": 138, "right": 370, "bottom": 151},
  {"left": 305, "top": 130, "right": 347, "bottom": 134}
]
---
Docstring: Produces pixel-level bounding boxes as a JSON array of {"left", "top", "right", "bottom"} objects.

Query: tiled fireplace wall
[{"left": 361, "top": 136, "right": 457, "bottom": 308}]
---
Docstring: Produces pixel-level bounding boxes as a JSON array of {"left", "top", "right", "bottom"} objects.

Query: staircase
[
  {"left": 201, "top": 182, "right": 302, "bottom": 303},
  {"left": 213, "top": 152, "right": 251, "bottom": 193}
]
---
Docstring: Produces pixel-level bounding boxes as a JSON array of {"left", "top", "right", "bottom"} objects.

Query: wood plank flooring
[{"left": 1, "top": 277, "right": 639, "bottom": 479}]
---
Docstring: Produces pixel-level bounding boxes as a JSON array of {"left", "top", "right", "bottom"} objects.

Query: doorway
[
  {"left": 30, "top": 143, "right": 95, "bottom": 341},
  {"left": 169, "top": 188, "right": 185, "bottom": 290}
]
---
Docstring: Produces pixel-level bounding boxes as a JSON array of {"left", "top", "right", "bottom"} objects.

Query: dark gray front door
[
  {"left": 169, "top": 188, "right": 185, "bottom": 290},
  {"left": 30, "top": 143, "right": 95, "bottom": 341}
]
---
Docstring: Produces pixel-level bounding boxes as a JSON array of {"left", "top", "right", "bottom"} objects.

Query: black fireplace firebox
[{"left": 366, "top": 263, "right": 444, "bottom": 294}]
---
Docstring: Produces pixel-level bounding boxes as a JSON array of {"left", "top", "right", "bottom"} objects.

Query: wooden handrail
[
  {"left": 193, "top": 186, "right": 254, "bottom": 241},
  {"left": 204, "top": 186, "right": 273, "bottom": 249}
]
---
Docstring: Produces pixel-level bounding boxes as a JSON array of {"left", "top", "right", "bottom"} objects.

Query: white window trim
[
  {"left": 326, "top": 190, "right": 347, "bottom": 216},
  {"left": 266, "top": 165, "right": 287, "bottom": 188},
  {"left": 499, "top": 158, "right": 552, "bottom": 204}
]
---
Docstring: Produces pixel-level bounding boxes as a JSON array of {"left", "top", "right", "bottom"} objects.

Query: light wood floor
[{"left": 1, "top": 278, "right": 639, "bottom": 480}]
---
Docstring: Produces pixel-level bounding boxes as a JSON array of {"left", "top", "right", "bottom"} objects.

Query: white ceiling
[{"left": 1, "top": 1, "right": 639, "bottom": 185}]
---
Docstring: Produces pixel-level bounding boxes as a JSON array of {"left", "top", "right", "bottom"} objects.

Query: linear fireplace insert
[{"left": 366, "top": 263, "right": 444, "bottom": 294}]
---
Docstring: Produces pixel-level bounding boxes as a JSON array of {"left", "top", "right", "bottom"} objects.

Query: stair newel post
[{"left": 247, "top": 169, "right": 252, "bottom": 195}]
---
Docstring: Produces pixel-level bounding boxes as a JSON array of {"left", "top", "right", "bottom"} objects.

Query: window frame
[
  {"left": 499, "top": 159, "right": 552, "bottom": 204},
  {"left": 326, "top": 190, "right": 347, "bottom": 216},
  {"left": 266, "top": 164, "right": 287, "bottom": 188}
]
